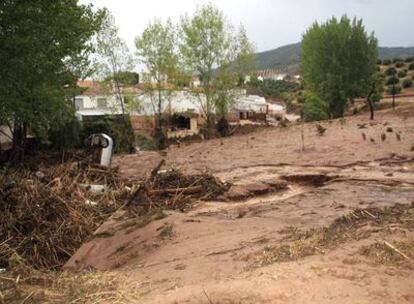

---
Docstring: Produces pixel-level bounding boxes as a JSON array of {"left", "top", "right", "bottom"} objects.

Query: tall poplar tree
[{"left": 301, "top": 16, "right": 378, "bottom": 118}]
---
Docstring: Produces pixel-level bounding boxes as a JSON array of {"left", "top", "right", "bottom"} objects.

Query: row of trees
[
  {"left": 135, "top": 4, "right": 255, "bottom": 143},
  {"left": 301, "top": 16, "right": 382, "bottom": 120},
  {"left": 0, "top": 2, "right": 255, "bottom": 155},
  {"left": 0, "top": 0, "right": 105, "bottom": 158},
  {"left": 247, "top": 78, "right": 300, "bottom": 97}
]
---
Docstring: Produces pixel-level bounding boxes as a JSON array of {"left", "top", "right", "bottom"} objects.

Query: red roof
[
  {"left": 77, "top": 80, "right": 98, "bottom": 88},
  {"left": 77, "top": 80, "right": 143, "bottom": 96},
  {"left": 76, "top": 80, "right": 105, "bottom": 96}
]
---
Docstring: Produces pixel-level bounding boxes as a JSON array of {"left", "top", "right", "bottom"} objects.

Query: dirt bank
[
  {"left": 69, "top": 153, "right": 414, "bottom": 303},
  {"left": 4, "top": 105, "right": 414, "bottom": 303},
  {"left": 114, "top": 105, "right": 414, "bottom": 180}
]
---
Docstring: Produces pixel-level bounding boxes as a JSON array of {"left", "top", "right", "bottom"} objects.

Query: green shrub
[
  {"left": 405, "top": 57, "right": 414, "bottom": 63},
  {"left": 398, "top": 70, "right": 407, "bottom": 78},
  {"left": 376, "top": 59, "right": 382, "bottom": 65},
  {"left": 302, "top": 92, "right": 328, "bottom": 122},
  {"left": 382, "top": 59, "right": 391, "bottom": 65},
  {"left": 248, "top": 78, "right": 300, "bottom": 96},
  {"left": 352, "top": 107, "right": 361, "bottom": 115},
  {"left": 384, "top": 67, "right": 397, "bottom": 76},
  {"left": 393, "top": 57, "right": 403, "bottom": 63},
  {"left": 409, "top": 63, "right": 414, "bottom": 70},
  {"left": 135, "top": 134, "right": 157, "bottom": 151},
  {"left": 81, "top": 115, "right": 135, "bottom": 153},
  {"left": 386, "top": 85, "right": 402, "bottom": 95},
  {"left": 48, "top": 117, "right": 81, "bottom": 150},
  {"left": 395, "top": 62, "right": 405, "bottom": 68},
  {"left": 378, "top": 72, "right": 386, "bottom": 81},
  {"left": 385, "top": 76, "right": 399, "bottom": 85},
  {"left": 402, "top": 79, "right": 413, "bottom": 88}
]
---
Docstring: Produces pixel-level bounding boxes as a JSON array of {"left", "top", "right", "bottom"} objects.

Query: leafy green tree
[
  {"left": 402, "top": 79, "right": 413, "bottom": 88},
  {"left": 382, "top": 59, "right": 392, "bottom": 65},
  {"left": 179, "top": 4, "right": 255, "bottom": 133},
  {"left": 106, "top": 71, "right": 139, "bottom": 86},
  {"left": 233, "top": 26, "right": 256, "bottom": 86},
  {"left": 386, "top": 76, "right": 399, "bottom": 85},
  {"left": 301, "top": 92, "right": 328, "bottom": 122},
  {"left": 301, "top": 16, "right": 378, "bottom": 118},
  {"left": 382, "top": 67, "right": 398, "bottom": 108},
  {"left": 248, "top": 79, "right": 300, "bottom": 96},
  {"left": 0, "top": 0, "right": 103, "bottom": 158},
  {"left": 397, "top": 70, "right": 407, "bottom": 78},
  {"left": 385, "top": 67, "right": 397, "bottom": 76},
  {"left": 387, "top": 85, "right": 401, "bottom": 95},
  {"left": 135, "top": 19, "right": 179, "bottom": 149},
  {"left": 94, "top": 9, "right": 133, "bottom": 117},
  {"left": 365, "top": 73, "right": 384, "bottom": 120}
]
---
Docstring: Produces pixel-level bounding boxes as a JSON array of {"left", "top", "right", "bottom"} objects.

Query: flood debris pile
[
  {"left": 0, "top": 162, "right": 124, "bottom": 271},
  {"left": 360, "top": 241, "right": 414, "bottom": 266},
  {"left": 0, "top": 159, "right": 230, "bottom": 272},
  {"left": 251, "top": 203, "right": 414, "bottom": 267},
  {"left": 128, "top": 166, "right": 231, "bottom": 213},
  {"left": 0, "top": 157, "right": 231, "bottom": 302},
  {"left": 0, "top": 265, "right": 139, "bottom": 304}
]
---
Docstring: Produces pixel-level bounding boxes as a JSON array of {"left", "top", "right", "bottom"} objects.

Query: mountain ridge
[{"left": 255, "top": 42, "right": 414, "bottom": 74}]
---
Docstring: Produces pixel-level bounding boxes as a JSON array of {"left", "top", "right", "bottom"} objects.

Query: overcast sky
[{"left": 82, "top": 0, "right": 414, "bottom": 53}]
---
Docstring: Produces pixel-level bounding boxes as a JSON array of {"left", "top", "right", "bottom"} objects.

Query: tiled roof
[{"left": 76, "top": 80, "right": 143, "bottom": 96}]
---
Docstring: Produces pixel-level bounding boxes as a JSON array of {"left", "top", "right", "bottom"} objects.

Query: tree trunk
[
  {"left": 114, "top": 77, "right": 126, "bottom": 117},
  {"left": 157, "top": 86, "right": 162, "bottom": 130},
  {"left": 368, "top": 99, "right": 374, "bottom": 120},
  {"left": 367, "top": 81, "right": 376, "bottom": 120},
  {"left": 154, "top": 84, "right": 166, "bottom": 150},
  {"left": 11, "top": 121, "right": 27, "bottom": 162}
]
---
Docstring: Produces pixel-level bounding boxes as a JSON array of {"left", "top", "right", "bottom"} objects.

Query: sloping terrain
[
  {"left": 255, "top": 42, "right": 414, "bottom": 72},
  {"left": 3, "top": 105, "right": 414, "bottom": 303},
  {"left": 62, "top": 104, "right": 414, "bottom": 303},
  {"left": 68, "top": 157, "right": 414, "bottom": 303}
]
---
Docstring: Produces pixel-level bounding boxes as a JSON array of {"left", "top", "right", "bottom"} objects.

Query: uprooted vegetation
[
  {"left": 0, "top": 265, "right": 140, "bottom": 304},
  {"left": 249, "top": 203, "right": 414, "bottom": 268},
  {"left": 0, "top": 162, "right": 124, "bottom": 270},
  {"left": 124, "top": 163, "right": 231, "bottom": 216},
  {"left": 360, "top": 240, "right": 414, "bottom": 266},
  {"left": 0, "top": 158, "right": 230, "bottom": 303},
  {"left": 0, "top": 158, "right": 230, "bottom": 272}
]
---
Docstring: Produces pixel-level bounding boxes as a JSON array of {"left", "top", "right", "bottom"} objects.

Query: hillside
[{"left": 255, "top": 42, "right": 414, "bottom": 73}]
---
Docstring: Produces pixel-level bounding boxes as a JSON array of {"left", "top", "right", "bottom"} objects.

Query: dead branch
[
  {"left": 149, "top": 186, "right": 203, "bottom": 196},
  {"left": 384, "top": 241, "right": 414, "bottom": 262}
]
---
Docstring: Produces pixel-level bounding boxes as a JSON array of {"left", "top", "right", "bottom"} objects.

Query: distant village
[
  {"left": 0, "top": 68, "right": 305, "bottom": 151},
  {"left": 66, "top": 72, "right": 295, "bottom": 140}
]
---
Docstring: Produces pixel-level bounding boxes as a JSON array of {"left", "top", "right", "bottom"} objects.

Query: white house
[
  {"left": 267, "top": 103, "right": 286, "bottom": 120},
  {"left": 233, "top": 95, "right": 268, "bottom": 114},
  {"left": 74, "top": 81, "right": 286, "bottom": 137},
  {"left": 256, "top": 69, "right": 289, "bottom": 81},
  {"left": 74, "top": 81, "right": 124, "bottom": 119}
]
